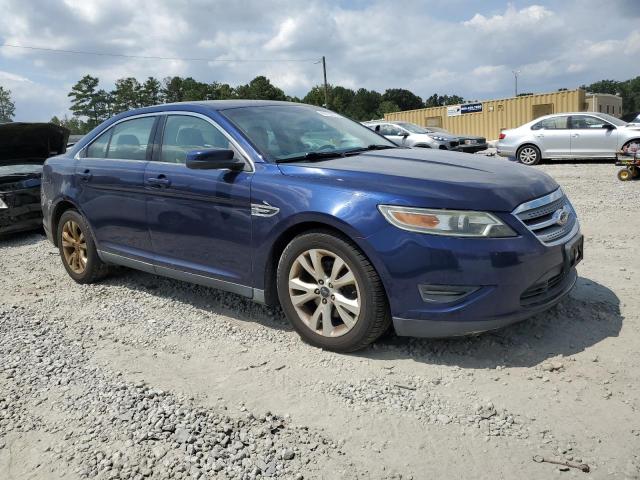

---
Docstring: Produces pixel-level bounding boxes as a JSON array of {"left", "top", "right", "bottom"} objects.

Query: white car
[{"left": 497, "top": 112, "right": 640, "bottom": 165}]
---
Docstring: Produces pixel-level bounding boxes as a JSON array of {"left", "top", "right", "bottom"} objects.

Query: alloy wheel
[
  {"left": 288, "top": 248, "right": 361, "bottom": 337},
  {"left": 61, "top": 220, "right": 87, "bottom": 274},
  {"left": 519, "top": 147, "right": 538, "bottom": 165}
]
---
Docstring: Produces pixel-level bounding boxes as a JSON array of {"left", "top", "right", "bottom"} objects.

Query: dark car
[
  {"left": 0, "top": 123, "right": 69, "bottom": 236},
  {"left": 42, "top": 101, "right": 582, "bottom": 352},
  {"left": 429, "top": 127, "right": 488, "bottom": 153}
]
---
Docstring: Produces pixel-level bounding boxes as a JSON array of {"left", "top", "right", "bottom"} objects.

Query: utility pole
[
  {"left": 322, "top": 56, "right": 329, "bottom": 109},
  {"left": 512, "top": 70, "right": 521, "bottom": 97}
]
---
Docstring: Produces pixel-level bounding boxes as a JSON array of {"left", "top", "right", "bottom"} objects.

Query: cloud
[{"left": 0, "top": 0, "right": 638, "bottom": 121}]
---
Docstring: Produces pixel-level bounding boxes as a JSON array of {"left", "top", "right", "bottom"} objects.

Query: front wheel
[
  {"left": 517, "top": 145, "right": 541, "bottom": 165},
  {"left": 277, "top": 231, "right": 390, "bottom": 352}
]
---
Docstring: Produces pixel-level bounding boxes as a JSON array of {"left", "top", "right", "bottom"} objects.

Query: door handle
[
  {"left": 146, "top": 176, "right": 171, "bottom": 188},
  {"left": 79, "top": 169, "right": 92, "bottom": 182},
  {"left": 571, "top": 133, "right": 580, "bottom": 137}
]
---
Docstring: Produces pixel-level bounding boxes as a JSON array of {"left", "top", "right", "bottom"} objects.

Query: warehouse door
[{"left": 532, "top": 104, "right": 553, "bottom": 119}]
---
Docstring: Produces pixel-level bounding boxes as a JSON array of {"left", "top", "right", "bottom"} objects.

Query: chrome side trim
[
  {"left": 98, "top": 249, "right": 254, "bottom": 298},
  {"left": 251, "top": 202, "right": 280, "bottom": 217},
  {"left": 512, "top": 188, "right": 564, "bottom": 215},
  {"left": 154, "top": 265, "right": 253, "bottom": 298},
  {"left": 76, "top": 110, "right": 255, "bottom": 172},
  {"left": 98, "top": 250, "right": 156, "bottom": 274}
]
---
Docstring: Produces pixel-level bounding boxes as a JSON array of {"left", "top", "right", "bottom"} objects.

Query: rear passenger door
[
  {"left": 530, "top": 116, "right": 570, "bottom": 157},
  {"left": 144, "top": 113, "right": 253, "bottom": 291},
  {"left": 75, "top": 115, "right": 158, "bottom": 265}
]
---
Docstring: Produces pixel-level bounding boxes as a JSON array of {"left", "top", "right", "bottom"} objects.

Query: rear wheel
[
  {"left": 57, "top": 210, "right": 109, "bottom": 283},
  {"left": 618, "top": 168, "right": 632, "bottom": 181},
  {"left": 517, "top": 145, "right": 541, "bottom": 165},
  {"left": 277, "top": 231, "right": 390, "bottom": 352}
]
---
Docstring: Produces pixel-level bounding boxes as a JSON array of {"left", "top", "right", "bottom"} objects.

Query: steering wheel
[{"left": 316, "top": 144, "right": 335, "bottom": 151}]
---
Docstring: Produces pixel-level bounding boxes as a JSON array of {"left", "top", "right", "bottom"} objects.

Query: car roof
[{"left": 155, "top": 100, "right": 303, "bottom": 112}]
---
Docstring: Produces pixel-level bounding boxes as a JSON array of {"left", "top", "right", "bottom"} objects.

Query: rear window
[{"left": 532, "top": 116, "right": 568, "bottom": 130}]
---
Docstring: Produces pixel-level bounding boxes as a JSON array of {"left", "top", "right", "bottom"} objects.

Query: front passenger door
[
  {"left": 144, "top": 114, "right": 253, "bottom": 290},
  {"left": 379, "top": 124, "right": 407, "bottom": 146},
  {"left": 569, "top": 115, "right": 618, "bottom": 158}
]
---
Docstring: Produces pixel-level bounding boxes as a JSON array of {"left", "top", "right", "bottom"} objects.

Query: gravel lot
[{"left": 1, "top": 162, "right": 639, "bottom": 479}]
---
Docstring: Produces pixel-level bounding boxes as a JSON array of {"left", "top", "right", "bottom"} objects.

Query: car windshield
[
  {"left": 427, "top": 127, "right": 450, "bottom": 134},
  {"left": 222, "top": 105, "right": 396, "bottom": 161},
  {"left": 395, "top": 122, "right": 431, "bottom": 134},
  {"left": 597, "top": 113, "right": 627, "bottom": 126}
]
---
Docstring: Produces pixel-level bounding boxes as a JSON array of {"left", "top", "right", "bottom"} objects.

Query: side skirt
[{"left": 98, "top": 250, "right": 262, "bottom": 301}]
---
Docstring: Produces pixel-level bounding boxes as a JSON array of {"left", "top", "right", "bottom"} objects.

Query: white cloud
[{"left": 0, "top": 0, "right": 638, "bottom": 120}]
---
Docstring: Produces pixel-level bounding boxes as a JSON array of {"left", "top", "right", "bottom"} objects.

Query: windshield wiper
[
  {"left": 344, "top": 144, "right": 398, "bottom": 155},
  {"left": 276, "top": 151, "right": 347, "bottom": 163}
]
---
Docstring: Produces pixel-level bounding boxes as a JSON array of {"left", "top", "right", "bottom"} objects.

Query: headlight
[
  {"left": 428, "top": 135, "right": 448, "bottom": 141},
  {"left": 378, "top": 205, "right": 517, "bottom": 238},
  {"left": 0, "top": 197, "right": 8, "bottom": 209}
]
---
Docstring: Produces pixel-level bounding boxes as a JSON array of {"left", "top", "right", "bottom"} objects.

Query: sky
[{"left": 0, "top": 0, "right": 639, "bottom": 121}]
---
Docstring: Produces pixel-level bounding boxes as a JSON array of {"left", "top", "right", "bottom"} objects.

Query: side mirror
[
  {"left": 186, "top": 149, "right": 244, "bottom": 170},
  {"left": 399, "top": 132, "right": 409, "bottom": 138},
  {"left": 603, "top": 123, "right": 615, "bottom": 130}
]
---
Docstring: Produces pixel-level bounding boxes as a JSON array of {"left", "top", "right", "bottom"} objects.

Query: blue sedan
[{"left": 41, "top": 101, "right": 582, "bottom": 352}]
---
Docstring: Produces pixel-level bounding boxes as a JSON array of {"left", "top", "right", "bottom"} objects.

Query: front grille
[{"left": 513, "top": 189, "right": 578, "bottom": 245}]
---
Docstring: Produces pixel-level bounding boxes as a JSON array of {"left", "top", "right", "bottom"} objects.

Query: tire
[
  {"left": 618, "top": 169, "right": 632, "bottom": 181},
  {"left": 516, "top": 145, "right": 541, "bottom": 165},
  {"left": 276, "top": 230, "right": 391, "bottom": 352},
  {"left": 57, "top": 209, "right": 109, "bottom": 284}
]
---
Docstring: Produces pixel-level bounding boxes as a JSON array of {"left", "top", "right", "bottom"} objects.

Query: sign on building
[{"left": 447, "top": 103, "right": 483, "bottom": 116}]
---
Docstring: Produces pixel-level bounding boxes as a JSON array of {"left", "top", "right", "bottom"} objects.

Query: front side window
[
  {"left": 379, "top": 124, "right": 403, "bottom": 136},
  {"left": 86, "top": 129, "right": 112, "bottom": 158},
  {"left": 159, "top": 115, "right": 231, "bottom": 164},
  {"left": 105, "top": 117, "right": 156, "bottom": 160},
  {"left": 570, "top": 115, "right": 610, "bottom": 129},
  {"left": 532, "top": 116, "right": 568, "bottom": 130}
]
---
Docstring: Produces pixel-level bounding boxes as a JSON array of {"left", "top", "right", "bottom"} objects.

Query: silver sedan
[{"left": 497, "top": 112, "right": 640, "bottom": 165}]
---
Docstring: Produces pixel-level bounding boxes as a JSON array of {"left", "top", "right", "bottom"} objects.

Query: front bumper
[
  {"left": 363, "top": 217, "right": 581, "bottom": 338},
  {"left": 459, "top": 143, "right": 489, "bottom": 153},
  {"left": 393, "top": 268, "right": 577, "bottom": 337},
  {"left": 0, "top": 188, "right": 42, "bottom": 236}
]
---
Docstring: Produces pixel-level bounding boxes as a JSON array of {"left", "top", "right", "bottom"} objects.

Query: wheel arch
[
  {"left": 516, "top": 142, "right": 543, "bottom": 160},
  {"left": 261, "top": 219, "right": 388, "bottom": 307},
  {"left": 50, "top": 198, "right": 81, "bottom": 247}
]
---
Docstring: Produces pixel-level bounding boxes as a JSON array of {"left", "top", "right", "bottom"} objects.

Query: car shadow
[
  {"left": 362, "top": 276, "right": 622, "bottom": 368},
  {"left": 0, "top": 229, "right": 46, "bottom": 248},
  {"left": 100, "top": 270, "right": 621, "bottom": 367},
  {"left": 100, "top": 268, "right": 293, "bottom": 333}
]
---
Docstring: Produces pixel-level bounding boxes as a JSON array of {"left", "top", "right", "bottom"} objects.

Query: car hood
[
  {"left": 0, "top": 122, "right": 69, "bottom": 167},
  {"left": 414, "top": 132, "right": 458, "bottom": 141},
  {"left": 278, "top": 148, "right": 558, "bottom": 212}
]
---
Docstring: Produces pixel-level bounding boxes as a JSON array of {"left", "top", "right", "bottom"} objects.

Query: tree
[
  {"left": 140, "top": 77, "right": 163, "bottom": 106},
  {"left": 68, "top": 75, "right": 110, "bottom": 129},
  {"left": 50, "top": 115, "right": 88, "bottom": 134},
  {"left": 351, "top": 88, "right": 383, "bottom": 121},
  {"left": 0, "top": 86, "right": 15, "bottom": 122},
  {"left": 235, "top": 76, "right": 286, "bottom": 100},
  {"left": 424, "top": 93, "right": 465, "bottom": 108},
  {"left": 112, "top": 77, "right": 143, "bottom": 113},
  {"left": 376, "top": 100, "right": 400, "bottom": 117},
  {"left": 382, "top": 88, "right": 423, "bottom": 111}
]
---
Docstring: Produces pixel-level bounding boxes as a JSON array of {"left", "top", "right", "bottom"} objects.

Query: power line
[{"left": 0, "top": 43, "right": 318, "bottom": 63}]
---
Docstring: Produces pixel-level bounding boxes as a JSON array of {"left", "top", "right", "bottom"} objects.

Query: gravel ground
[{"left": 1, "top": 162, "right": 640, "bottom": 479}]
